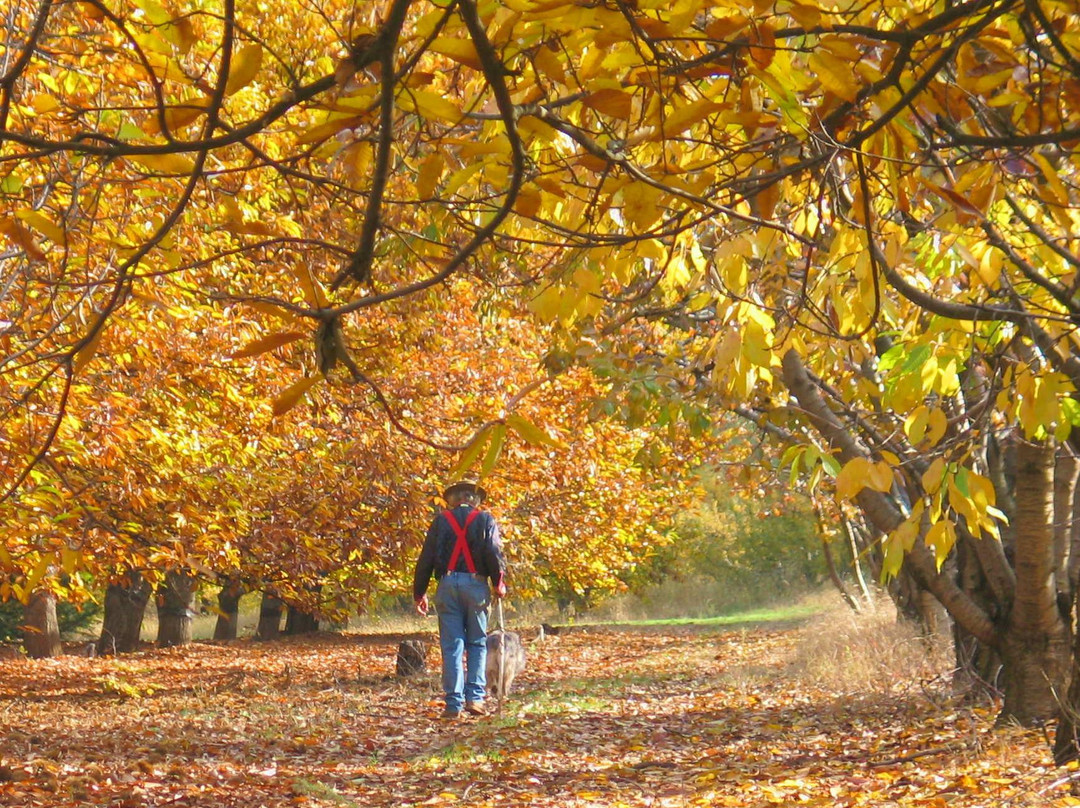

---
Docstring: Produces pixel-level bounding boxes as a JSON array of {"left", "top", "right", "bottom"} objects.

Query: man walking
[{"left": 413, "top": 481, "right": 507, "bottom": 719}]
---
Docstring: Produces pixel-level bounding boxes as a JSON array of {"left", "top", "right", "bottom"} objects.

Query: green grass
[
  {"left": 289, "top": 779, "right": 360, "bottom": 806},
  {"left": 579, "top": 601, "right": 824, "bottom": 628}
]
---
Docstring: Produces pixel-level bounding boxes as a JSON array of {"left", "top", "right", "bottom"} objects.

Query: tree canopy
[{"left": 4, "top": 0, "right": 1080, "bottom": 664}]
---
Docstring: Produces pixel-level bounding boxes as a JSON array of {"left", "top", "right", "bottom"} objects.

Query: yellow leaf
[
  {"left": 24, "top": 554, "right": 51, "bottom": 596},
  {"left": 450, "top": 428, "right": 492, "bottom": 479},
  {"left": 835, "top": 457, "right": 870, "bottom": 501},
  {"left": 514, "top": 187, "right": 542, "bottom": 218},
  {"left": 128, "top": 152, "right": 196, "bottom": 175},
  {"left": 904, "top": 405, "right": 929, "bottom": 444},
  {"left": 925, "top": 520, "right": 956, "bottom": 570},
  {"left": 231, "top": 331, "right": 308, "bottom": 359},
  {"left": 295, "top": 115, "right": 365, "bottom": 145},
  {"left": 15, "top": 210, "right": 66, "bottom": 246},
  {"left": 741, "top": 318, "right": 772, "bottom": 368},
  {"left": 162, "top": 100, "right": 209, "bottom": 132},
  {"left": 926, "top": 407, "right": 948, "bottom": 446},
  {"left": 443, "top": 162, "right": 484, "bottom": 197},
  {"left": 272, "top": 376, "right": 322, "bottom": 417},
  {"left": 132, "top": 0, "right": 195, "bottom": 52},
  {"left": 400, "top": 90, "right": 463, "bottom": 124},
  {"left": 343, "top": 141, "right": 374, "bottom": 187},
  {"left": 866, "top": 461, "right": 894, "bottom": 493},
  {"left": 819, "top": 35, "right": 864, "bottom": 63},
  {"left": 809, "top": 50, "right": 860, "bottom": 102},
  {"left": 289, "top": 264, "right": 329, "bottom": 308},
  {"left": 583, "top": 88, "right": 634, "bottom": 120},
  {"left": 416, "top": 152, "right": 446, "bottom": 199},
  {"left": 225, "top": 44, "right": 263, "bottom": 95},
  {"left": 533, "top": 44, "right": 565, "bottom": 83},
  {"left": 429, "top": 37, "right": 482, "bottom": 70},
  {"left": 60, "top": 547, "right": 80, "bottom": 575},
  {"left": 921, "top": 458, "right": 947, "bottom": 495},
  {"left": 622, "top": 181, "right": 662, "bottom": 231},
  {"left": 506, "top": 413, "right": 563, "bottom": 448},
  {"left": 32, "top": 93, "right": 59, "bottom": 114},
  {"left": 657, "top": 99, "right": 722, "bottom": 139},
  {"left": 73, "top": 325, "right": 105, "bottom": 375},
  {"left": 480, "top": 424, "right": 506, "bottom": 477},
  {"left": 788, "top": 2, "right": 821, "bottom": 27}
]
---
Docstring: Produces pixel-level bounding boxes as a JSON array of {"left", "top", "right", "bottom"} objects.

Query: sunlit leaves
[
  {"left": 231, "top": 331, "right": 308, "bottom": 359},
  {"left": 834, "top": 457, "right": 894, "bottom": 503},
  {"left": 224, "top": 44, "right": 264, "bottom": 96}
]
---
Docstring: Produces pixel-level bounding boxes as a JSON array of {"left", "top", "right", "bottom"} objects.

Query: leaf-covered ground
[{"left": 0, "top": 622, "right": 1075, "bottom": 807}]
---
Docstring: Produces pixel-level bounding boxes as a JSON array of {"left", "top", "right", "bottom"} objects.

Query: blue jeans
[{"left": 434, "top": 572, "right": 490, "bottom": 711}]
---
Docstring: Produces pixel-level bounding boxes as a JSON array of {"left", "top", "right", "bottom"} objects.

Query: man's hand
[
  {"left": 495, "top": 580, "right": 507, "bottom": 598},
  {"left": 415, "top": 595, "right": 429, "bottom": 616}
]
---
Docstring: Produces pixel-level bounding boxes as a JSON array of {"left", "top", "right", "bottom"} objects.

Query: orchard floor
[{"left": 0, "top": 620, "right": 1074, "bottom": 807}]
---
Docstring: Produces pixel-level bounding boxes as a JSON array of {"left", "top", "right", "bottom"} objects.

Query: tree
[
  {"left": 4, "top": 0, "right": 1080, "bottom": 734},
  {"left": 22, "top": 589, "right": 62, "bottom": 659}
]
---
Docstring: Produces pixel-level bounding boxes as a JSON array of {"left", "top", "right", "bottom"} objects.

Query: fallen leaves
[{"left": 0, "top": 626, "right": 1072, "bottom": 807}]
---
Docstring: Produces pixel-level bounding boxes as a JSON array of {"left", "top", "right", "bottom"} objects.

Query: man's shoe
[
  {"left": 464, "top": 701, "right": 487, "bottom": 716},
  {"left": 440, "top": 707, "right": 461, "bottom": 720}
]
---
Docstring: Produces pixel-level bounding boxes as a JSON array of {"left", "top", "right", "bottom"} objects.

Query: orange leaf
[
  {"left": 583, "top": 88, "right": 634, "bottom": 120},
  {"left": 272, "top": 376, "right": 322, "bottom": 417},
  {"left": 0, "top": 218, "right": 45, "bottom": 260},
  {"left": 231, "top": 331, "right": 308, "bottom": 359}
]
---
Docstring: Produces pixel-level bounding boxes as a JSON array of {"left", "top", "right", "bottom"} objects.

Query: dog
[{"left": 485, "top": 630, "right": 527, "bottom": 698}]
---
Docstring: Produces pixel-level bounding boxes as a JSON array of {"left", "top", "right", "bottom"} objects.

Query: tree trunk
[
  {"left": 999, "top": 439, "right": 1070, "bottom": 725},
  {"left": 213, "top": 579, "right": 245, "bottom": 640},
  {"left": 1053, "top": 448, "right": 1078, "bottom": 608},
  {"left": 781, "top": 349, "right": 997, "bottom": 643},
  {"left": 256, "top": 591, "right": 284, "bottom": 641},
  {"left": 952, "top": 535, "right": 1003, "bottom": 699},
  {"left": 97, "top": 569, "right": 150, "bottom": 655},
  {"left": 23, "top": 591, "right": 62, "bottom": 659},
  {"left": 1069, "top": 478, "right": 1080, "bottom": 597},
  {"left": 156, "top": 569, "right": 196, "bottom": 647},
  {"left": 284, "top": 605, "right": 320, "bottom": 635}
]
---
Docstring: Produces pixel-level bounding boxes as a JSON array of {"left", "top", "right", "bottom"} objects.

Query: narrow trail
[{"left": 0, "top": 624, "right": 1068, "bottom": 807}]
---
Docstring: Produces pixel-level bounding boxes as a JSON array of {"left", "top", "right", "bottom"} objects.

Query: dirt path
[{"left": 0, "top": 624, "right": 1069, "bottom": 807}]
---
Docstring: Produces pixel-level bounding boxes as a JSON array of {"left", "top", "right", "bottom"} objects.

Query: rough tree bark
[
  {"left": 23, "top": 590, "right": 62, "bottom": 659},
  {"left": 284, "top": 605, "right": 320, "bottom": 636},
  {"left": 781, "top": 348, "right": 1070, "bottom": 725},
  {"left": 256, "top": 591, "right": 284, "bottom": 641},
  {"left": 213, "top": 579, "right": 245, "bottom": 640},
  {"left": 156, "top": 569, "right": 196, "bottom": 647},
  {"left": 998, "top": 440, "right": 1070, "bottom": 724},
  {"left": 97, "top": 569, "right": 151, "bottom": 655}
]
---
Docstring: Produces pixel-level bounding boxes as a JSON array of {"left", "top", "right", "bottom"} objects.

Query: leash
[{"left": 495, "top": 594, "right": 506, "bottom": 714}]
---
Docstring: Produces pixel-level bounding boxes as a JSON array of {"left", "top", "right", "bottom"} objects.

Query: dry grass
[{"left": 788, "top": 595, "right": 955, "bottom": 697}]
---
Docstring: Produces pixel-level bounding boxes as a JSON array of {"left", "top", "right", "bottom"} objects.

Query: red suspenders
[{"left": 444, "top": 509, "right": 480, "bottom": 574}]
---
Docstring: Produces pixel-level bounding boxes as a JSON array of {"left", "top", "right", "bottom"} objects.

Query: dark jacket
[{"left": 413, "top": 505, "right": 506, "bottom": 600}]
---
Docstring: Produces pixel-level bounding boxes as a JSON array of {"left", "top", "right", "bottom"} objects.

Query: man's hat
[{"left": 443, "top": 480, "right": 487, "bottom": 502}]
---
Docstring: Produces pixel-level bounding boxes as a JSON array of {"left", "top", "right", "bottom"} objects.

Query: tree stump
[{"left": 395, "top": 640, "right": 428, "bottom": 677}]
